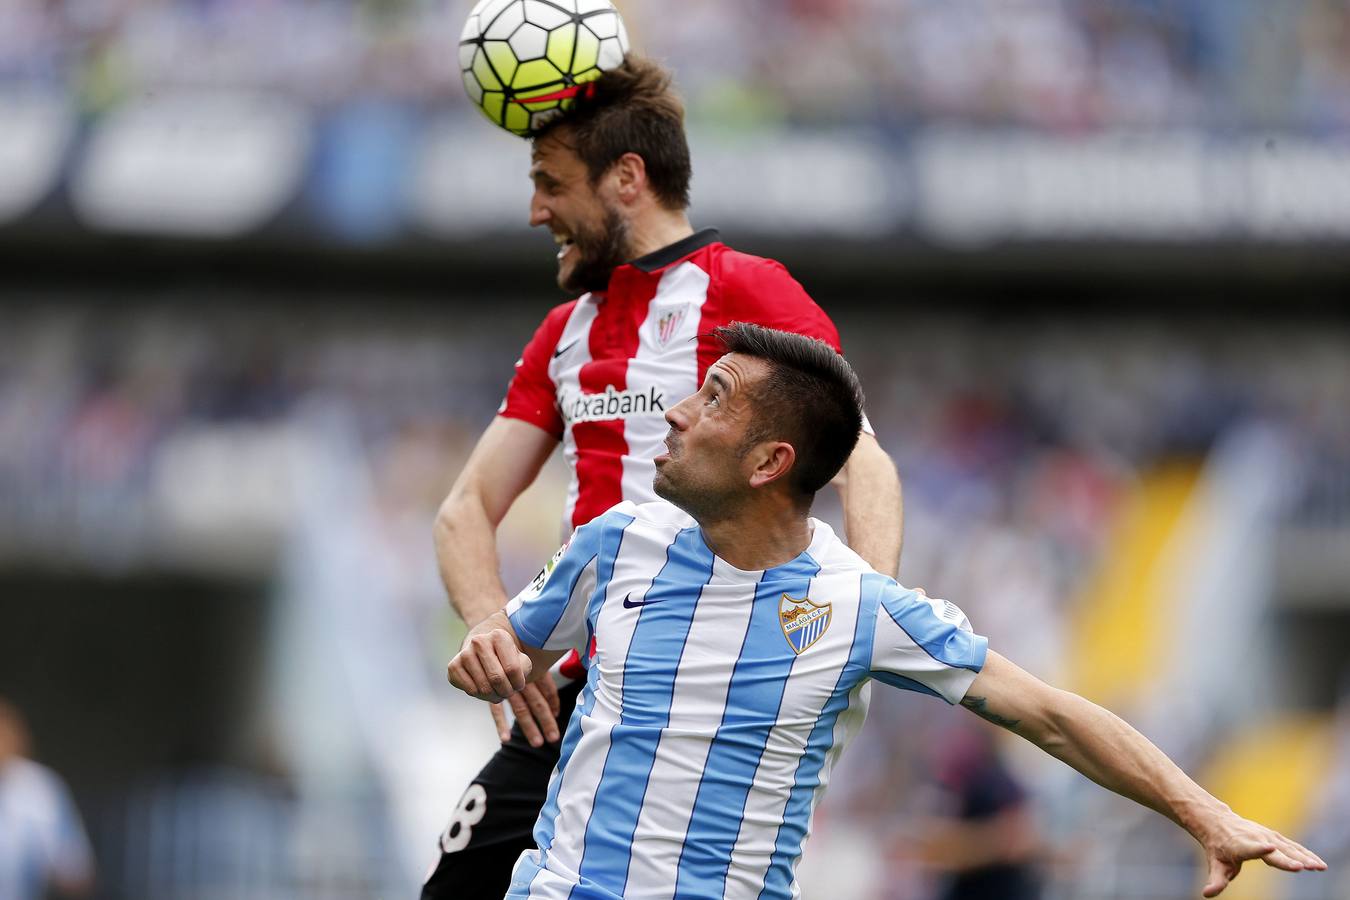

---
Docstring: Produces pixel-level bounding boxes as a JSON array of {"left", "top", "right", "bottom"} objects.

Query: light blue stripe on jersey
[
  {"left": 758, "top": 573, "right": 876, "bottom": 900},
  {"left": 870, "top": 573, "right": 987, "bottom": 672},
  {"left": 506, "top": 849, "right": 546, "bottom": 899},
  {"left": 583, "top": 512, "right": 637, "bottom": 651},
  {"left": 533, "top": 512, "right": 635, "bottom": 857},
  {"left": 534, "top": 662, "right": 600, "bottom": 855},
  {"left": 508, "top": 516, "right": 605, "bottom": 648},
  {"left": 672, "top": 552, "right": 822, "bottom": 900},
  {"left": 574, "top": 526, "right": 715, "bottom": 894}
]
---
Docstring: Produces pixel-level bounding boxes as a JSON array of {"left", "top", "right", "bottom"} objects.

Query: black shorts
[{"left": 421, "top": 680, "right": 582, "bottom": 900}]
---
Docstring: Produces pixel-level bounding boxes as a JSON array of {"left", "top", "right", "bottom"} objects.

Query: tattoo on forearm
[{"left": 961, "top": 694, "right": 1022, "bottom": 732}]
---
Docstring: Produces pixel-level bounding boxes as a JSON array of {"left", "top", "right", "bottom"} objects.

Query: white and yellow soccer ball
[{"left": 460, "top": 0, "right": 631, "bottom": 137}]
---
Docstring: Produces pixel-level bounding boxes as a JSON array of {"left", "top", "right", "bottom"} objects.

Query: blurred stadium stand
[
  {"left": 2, "top": 2, "right": 1349, "bottom": 899},
  {"left": 2, "top": 0, "right": 1350, "bottom": 251}
]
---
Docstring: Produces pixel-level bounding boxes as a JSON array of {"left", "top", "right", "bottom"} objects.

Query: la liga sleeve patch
[{"left": 517, "top": 535, "right": 573, "bottom": 604}]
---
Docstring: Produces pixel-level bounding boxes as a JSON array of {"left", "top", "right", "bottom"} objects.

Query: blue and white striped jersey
[{"left": 503, "top": 500, "right": 988, "bottom": 900}]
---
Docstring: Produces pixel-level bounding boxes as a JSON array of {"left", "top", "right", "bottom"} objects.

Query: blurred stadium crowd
[
  {"left": 6, "top": 305, "right": 1348, "bottom": 582},
  {"left": 4, "top": 307, "right": 1347, "bottom": 585},
  {"left": 0, "top": 0, "right": 1347, "bottom": 128}
]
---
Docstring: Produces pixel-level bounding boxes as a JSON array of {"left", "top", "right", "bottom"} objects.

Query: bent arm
[
  {"left": 448, "top": 610, "right": 568, "bottom": 703},
  {"left": 833, "top": 431, "right": 903, "bottom": 577},
  {"left": 961, "top": 652, "right": 1325, "bottom": 895},
  {"left": 435, "top": 417, "right": 558, "bottom": 626}
]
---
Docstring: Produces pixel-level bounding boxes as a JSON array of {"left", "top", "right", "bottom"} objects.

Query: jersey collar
[{"left": 627, "top": 228, "right": 721, "bottom": 274}]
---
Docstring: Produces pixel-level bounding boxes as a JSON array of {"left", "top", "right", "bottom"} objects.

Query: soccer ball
[{"left": 460, "top": 0, "right": 631, "bottom": 137}]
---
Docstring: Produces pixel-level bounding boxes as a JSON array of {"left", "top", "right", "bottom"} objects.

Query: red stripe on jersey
[
  {"left": 499, "top": 300, "right": 576, "bottom": 439},
  {"left": 570, "top": 269, "right": 662, "bottom": 529},
  {"left": 558, "top": 648, "right": 586, "bottom": 681}
]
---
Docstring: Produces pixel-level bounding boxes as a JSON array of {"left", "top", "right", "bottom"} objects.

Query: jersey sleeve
[
  {"left": 498, "top": 301, "right": 575, "bottom": 439},
  {"left": 865, "top": 573, "right": 988, "bottom": 704},
  {"left": 505, "top": 509, "right": 608, "bottom": 651},
  {"left": 698, "top": 254, "right": 841, "bottom": 380},
  {"left": 719, "top": 255, "right": 841, "bottom": 346},
  {"left": 708, "top": 254, "right": 876, "bottom": 435}
]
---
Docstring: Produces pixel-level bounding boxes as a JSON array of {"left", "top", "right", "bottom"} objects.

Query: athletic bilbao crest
[
  {"left": 779, "top": 593, "right": 831, "bottom": 654},
  {"left": 655, "top": 307, "right": 687, "bottom": 348}
]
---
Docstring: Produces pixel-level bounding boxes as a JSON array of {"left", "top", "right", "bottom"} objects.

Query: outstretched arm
[
  {"left": 833, "top": 431, "right": 903, "bottom": 577},
  {"left": 961, "top": 652, "right": 1327, "bottom": 897}
]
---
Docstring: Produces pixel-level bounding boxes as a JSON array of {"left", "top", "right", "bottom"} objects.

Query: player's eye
[{"left": 705, "top": 393, "right": 720, "bottom": 408}]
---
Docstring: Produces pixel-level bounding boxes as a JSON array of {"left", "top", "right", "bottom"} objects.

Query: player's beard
[
  {"left": 654, "top": 466, "right": 740, "bottom": 526},
  {"left": 652, "top": 462, "right": 703, "bottom": 519},
  {"left": 560, "top": 207, "right": 631, "bottom": 295},
  {"left": 653, "top": 432, "right": 743, "bottom": 525}
]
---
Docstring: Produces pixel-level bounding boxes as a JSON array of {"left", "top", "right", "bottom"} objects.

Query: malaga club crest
[{"left": 779, "top": 594, "right": 832, "bottom": 654}]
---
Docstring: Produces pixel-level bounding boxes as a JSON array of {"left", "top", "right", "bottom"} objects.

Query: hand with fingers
[
  {"left": 490, "top": 677, "right": 562, "bottom": 747},
  {"left": 1198, "top": 810, "right": 1327, "bottom": 897},
  {"left": 448, "top": 627, "right": 534, "bottom": 703}
]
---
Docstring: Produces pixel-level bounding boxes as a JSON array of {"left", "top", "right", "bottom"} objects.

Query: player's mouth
[
  {"left": 553, "top": 232, "right": 576, "bottom": 263},
  {"left": 655, "top": 433, "right": 677, "bottom": 464}
]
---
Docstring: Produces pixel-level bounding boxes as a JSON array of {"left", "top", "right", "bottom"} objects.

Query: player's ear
[
  {"left": 747, "top": 441, "right": 796, "bottom": 490},
  {"left": 611, "top": 152, "right": 647, "bottom": 204}
]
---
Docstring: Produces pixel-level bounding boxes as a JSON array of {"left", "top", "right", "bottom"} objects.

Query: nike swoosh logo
[
  {"left": 622, "top": 592, "right": 649, "bottom": 609},
  {"left": 553, "top": 339, "right": 581, "bottom": 359}
]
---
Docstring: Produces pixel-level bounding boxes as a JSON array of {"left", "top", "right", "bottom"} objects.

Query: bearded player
[{"left": 422, "top": 56, "right": 903, "bottom": 900}]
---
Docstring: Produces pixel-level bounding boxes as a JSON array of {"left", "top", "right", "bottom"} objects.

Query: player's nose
[
  {"left": 665, "top": 398, "right": 691, "bottom": 431},
  {"left": 528, "top": 193, "right": 550, "bottom": 227}
]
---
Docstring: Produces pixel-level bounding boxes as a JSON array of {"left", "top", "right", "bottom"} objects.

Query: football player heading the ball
[
  {"left": 427, "top": 12, "right": 906, "bottom": 900},
  {"left": 448, "top": 323, "right": 1328, "bottom": 900}
]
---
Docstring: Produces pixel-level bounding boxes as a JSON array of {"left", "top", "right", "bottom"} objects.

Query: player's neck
[
  {"left": 697, "top": 498, "right": 812, "bottom": 573},
  {"left": 625, "top": 208, "right": 695, "bottom": 260}
]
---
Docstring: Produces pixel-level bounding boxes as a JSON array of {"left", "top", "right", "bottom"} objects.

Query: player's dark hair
[
  {"left": 535, "top": 55, "right": 692, "bottom": 210},
  {"left": 713, "top": 322, "right": 865, "bottom": 499}
]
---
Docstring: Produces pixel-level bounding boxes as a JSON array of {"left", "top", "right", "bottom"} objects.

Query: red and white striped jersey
[{"left": 499, "top": 229, "right": 843, "bottom": 537}]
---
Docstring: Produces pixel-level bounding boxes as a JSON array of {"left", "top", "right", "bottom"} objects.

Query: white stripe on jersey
[
  {"left": 531, "top": 711, "right": 610, "bottom": 893},
  {"left": 587, "top": 514, "right": 675, "bottom": 723},
  {"left": 548, "top": 295, "right": 600, "bottom": 539},
  {"left": 620, "top": 262, "right": 709, "bottom": 510},
  {"left": 540, "top": 525, "right": 647, "bottom": 876},
  {"left": 721, "top": 591, "right": 853, "bottom": 896},
  {"left": 548, "top": 555, "right": 597, "bottom": 653},
  {"left": 724, "top": 539, "right": 871, "bottom": 896},
  {"left": 623, "top": 557, "right": 757, "bottom": 899}
]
